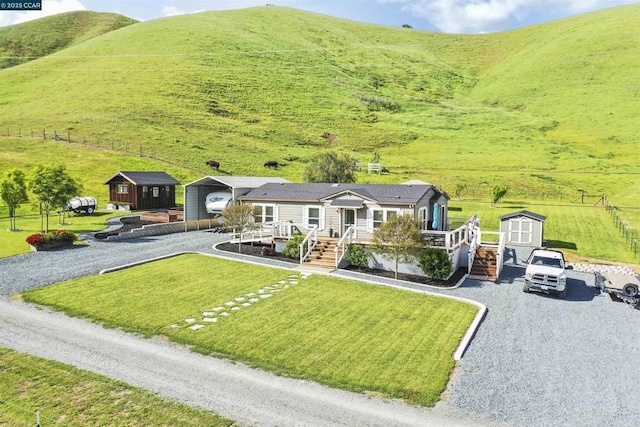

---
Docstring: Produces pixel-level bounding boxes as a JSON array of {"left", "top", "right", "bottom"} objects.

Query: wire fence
[
  {"left": 1, "top": 127, "right": 204, "bottom": 176},
  {"left": 0, "top": 396, "right": 46, "bottom": 426},
  {"left": 606, "top": 204, "right": 639, "bottom": 258}
]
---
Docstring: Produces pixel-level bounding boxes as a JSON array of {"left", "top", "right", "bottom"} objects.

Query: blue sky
[{"left": 1, "top": 0, "right": 639, "bottom": 32}]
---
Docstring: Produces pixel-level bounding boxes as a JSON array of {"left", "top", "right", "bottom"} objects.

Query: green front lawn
[
  {"left": 0, "top": 211, "right": 123, "bottom": 258},
  {"left": 0, "top": 348, "right": 232, "bottom": 426},
  {"left": 22, "top": 254, "right": 477, "bottom": 407}
]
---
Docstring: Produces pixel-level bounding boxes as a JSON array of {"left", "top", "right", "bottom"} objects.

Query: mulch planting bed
[
  {"left": 344, "top": 265, "right": 467, "bottom": 288},
  {"left": 216, "top": 241, "right": 466, "bottom": 287}
]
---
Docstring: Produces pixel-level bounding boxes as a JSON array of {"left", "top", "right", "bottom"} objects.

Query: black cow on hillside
[
  {"left": 264, "top": 161, "right": 279, "bottom": 169},
  {"left": 205, "top": 160, "right": 220, "bottom": 170}
]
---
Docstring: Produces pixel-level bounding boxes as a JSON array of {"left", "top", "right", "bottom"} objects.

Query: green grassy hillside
[
  {"left": 0, "top": 5, "right": 638, "bottom": 202},
  {"left": 0, "top": 11, "right": 137, "bottom": 69}
]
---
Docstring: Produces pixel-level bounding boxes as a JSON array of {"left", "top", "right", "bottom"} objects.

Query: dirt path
[{"left": 0, "top": 297, "right": 487, "bottom": 427}]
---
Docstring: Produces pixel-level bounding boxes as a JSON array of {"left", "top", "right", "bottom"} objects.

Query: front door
[
  {"left": 343, "top": 209, "right": 355, "bottom": 235},
  {"left": 152, "top": 186, "right": 160, "bottom": 208}
]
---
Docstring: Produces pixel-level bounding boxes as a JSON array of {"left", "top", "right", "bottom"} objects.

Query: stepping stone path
[{"left": 172, "top": 272, "right": 312, "bottom": 331}]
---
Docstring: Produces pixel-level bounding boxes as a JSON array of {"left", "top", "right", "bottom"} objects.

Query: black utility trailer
[{"left": 595, "top": 272, "right": 640, "bottom": 308}]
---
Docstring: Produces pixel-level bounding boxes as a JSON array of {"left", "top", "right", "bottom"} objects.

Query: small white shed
[{"left": 499, "top": 210, "right": 547, "bottom": 247}]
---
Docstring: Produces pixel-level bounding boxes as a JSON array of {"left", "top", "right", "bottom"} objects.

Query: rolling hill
[
  {"left": 0, "top": 4, "right": 638, "bottom": 201},
  {"left": 0, "top": 11, "right": 137, "bottom": 69}
]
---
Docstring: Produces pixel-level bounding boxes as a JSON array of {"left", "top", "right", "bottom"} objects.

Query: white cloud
[
  {"left": 162, "top": 5, "right": 207, "bottom": 18},
  {"left": 0, "top": 0, "right": 86, "bottom": 27},
  {"left": 384, "top": 0, "right": 640, "bottom": 33}
]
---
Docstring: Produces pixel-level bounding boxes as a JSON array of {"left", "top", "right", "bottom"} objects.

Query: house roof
[
  {"left": 104, "top": 171, "right": 180, "bottom": 186},
  {"left": 239, "top": 182, "right": 447, "bottom": 205},
  {"left": 499, "top": 210, "right": 547, "bottom": 222},
  {"left": 184, "top": 176, "right": 290, "bottom": 188}
]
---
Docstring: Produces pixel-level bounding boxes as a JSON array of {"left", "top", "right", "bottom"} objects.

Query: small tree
[
  {"left": 418, "top": 248, "right": 453, "bottom": 279},
  {"left": 304, "top": 151, "right": 356, "bottom": 183},
  {"left": 491, "top": 185, "right": 508, "bottom": 207},
  {"left": 0, "top": 169, "right": 29, "bottom": 231},
  {"left": 29, "top": 165, "right": 81, "bottom": 233},
  {"left": 454, "top": 183, "right": 466, "bottom": 200},
  {"left": 221, "top": 204, "right": 255, "bottom": 253},
  {"left": 371, "top": 214, "right": 423, "bottom": 279}
]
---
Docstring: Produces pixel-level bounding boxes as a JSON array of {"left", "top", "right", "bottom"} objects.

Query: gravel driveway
[{"left": 3, "top": 231, "right": 640, "bottom": 426}]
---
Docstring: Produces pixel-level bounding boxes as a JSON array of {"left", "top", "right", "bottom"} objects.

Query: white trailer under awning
[{"left": 205, "top": 191, "right": 232, "bottom": 213}]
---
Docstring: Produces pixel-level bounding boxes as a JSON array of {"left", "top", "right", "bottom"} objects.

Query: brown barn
[{"left": 104, "top": 171, "right": 180, "bottom": 210}]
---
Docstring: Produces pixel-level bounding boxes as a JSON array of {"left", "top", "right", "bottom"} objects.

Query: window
[
  {"left": 373, "top": 210, "right": 384, "bottom": 228},
  {"left": 418, "top": 207, "right": 428, "bottom": 230},
  {"left": 117, "top": 184, "right": 128, "bottom": 194},
  {"left": 307, "top": 207, "right": 320, "bottom": 227},
  {"left": 254, "top": 205, "right": 276, "bottom": 224},
  {"left": 371, "top": 209, "right": 400, "bottom": 229}
]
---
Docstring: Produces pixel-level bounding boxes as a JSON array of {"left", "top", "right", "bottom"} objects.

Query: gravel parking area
[
  {"left": 0, "top": 230, "right": 229, "bottom": 295},
  {"left": 3, "top": 231, "right": 640, "bottom": 426}
]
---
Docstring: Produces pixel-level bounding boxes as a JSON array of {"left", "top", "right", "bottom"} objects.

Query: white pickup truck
[{"left": 523, "top": 249, "right": 568, "bottom": 298}]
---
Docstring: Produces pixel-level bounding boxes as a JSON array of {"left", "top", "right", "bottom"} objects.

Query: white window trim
[
  {"left": 367, "top": 207, "right": 401, "bottom": 231},
  {"left": 303, "top": 205, "right": 324, "bottom": 230},
  {"left": 418, "top": 207, "right": 428, "bottom": 230},
  {"left": 116, "top": 184, "right": 129, "bottom": 194},
  {"left": 254, "top": 204, "right": 277, "bottom": 224}
]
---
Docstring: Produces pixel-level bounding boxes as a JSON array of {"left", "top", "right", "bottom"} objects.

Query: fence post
[
  {"left": 111, "top": 141, "right": 114, "bottom": 149},
  {"left": 67, "top": 131, "right": 71, "bottom": 143},
  {"left": 83, "top": 137, "right": 86, "bottom": 145},
  {"left": 36, "top": 410, "right": 41, "bottom": 426},
  {"left": 31, "top": 130, "right": 33, "bottom": 138},
  {"left": 43, "top": 129, "right": 46, "bottom": 140},
  {"left": 140, "top": 146, "right": 143, "bottom": 157},
  {"left": 18, "top": 128, "right": 21, "bottom": 136},
  {"left": 54, "top": 130, "right": 58, "bottom": 140}
]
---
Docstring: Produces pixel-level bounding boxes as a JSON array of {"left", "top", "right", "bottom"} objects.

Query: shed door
[{"left": 509, "top": 218, "right": 532, "bottom": 244}]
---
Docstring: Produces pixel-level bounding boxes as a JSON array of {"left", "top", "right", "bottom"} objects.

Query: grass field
[
  {"left": 22, "top": 254, "right": 478, "bottom": 407},
  {"left": 449, "top": 198, "right": 638, "bottom": 264},
  {"left": 0, "top": 347, "right": 232, "bottom": 426},
  {"left": 0, "top": 210, "right": 125, "bottom": 258},
  {"left": 1, "top": 5, "right": 639, "bottom": 201}
]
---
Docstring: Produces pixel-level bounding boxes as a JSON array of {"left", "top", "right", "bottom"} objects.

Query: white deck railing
[
  {"left": 479, "top": 231, "right": 506, "bottom": 277},
  {"left": 299, "top": 226, "right": 318, "bottom": 264},
  {"left": 334, "top": 225, "right": 354, "bottom": 268},
  {"left": 421, "top": 223, "right": 470, "bottom": 250}
]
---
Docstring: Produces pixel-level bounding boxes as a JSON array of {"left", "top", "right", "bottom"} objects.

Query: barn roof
[
  {"left": 104, "top": 171, "right": 180, "bottom": 186},
  {"left": 499, "top": 210, "right": 547, "bottom": 222},
  {"left": 239, "top": 182, "right": 448, "bottom": 205}
]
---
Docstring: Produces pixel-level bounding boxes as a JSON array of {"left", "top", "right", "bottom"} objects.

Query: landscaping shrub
[
  {"left": 418, "top": 248, "right": 453, "bottom": 279},
  {"left": 282, "top": 234, "right": 308, "bottom": 258},
  {"left": 25, "top": 230, "right": 76, "bottom": 247},
  {"left": 346, "top": 244, "right": 369, "bottom": 267}
]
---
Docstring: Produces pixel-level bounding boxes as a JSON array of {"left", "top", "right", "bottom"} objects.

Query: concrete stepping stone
[
  {"left": 249, "top": 298, "right": 259, "bottom": 303},
  {"left": 258, "top": 289, "right": 265, "bottom": 294},
  {"left": 225, "top": 301, "right": 236, "bottom": 306},
  {"left": 284, "top": 284, "right": 290, "bottom": 288},
  {"left": 242, "top": 303, "right": 251, "bottom": 307},
  {"left": 219, "top": 312, "right": 230, "bottom": 317},
  {"left": 185, "top": 318, "right": 196, "bottom": 323},
  {"left": 231, "top": 307, "right": 240, "bottom": 311},
  {"left": 289, "top": 280, "right": 298, "bottom": 285},
  {"left": 235, "top": 297, "right": 246, "bottom": 302},
  {"left": 246, "top": 292, "right": 256, "bottom": 297},
  {"left": 212, "top": 307, "right": 224, "bottom": 311},
  {"left": 170, "top": 324, "right": 180, "bottom": 328},
  {"left": 203, "top": 317, "right": 218, "bottom": 323},
  {"left": 189, "top": 324, "right": 204, "bottom": 331},
  {"left": 202, "top": 311, "right": 215, "bottom": 316},
  {"left": 278, "top": 280, "right": 287, "bottom": 284},
  {"left": 259, "top": 294, "right": 273, "bottom": 299}
]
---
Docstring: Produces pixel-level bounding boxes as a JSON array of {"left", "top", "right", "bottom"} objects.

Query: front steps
[
  {"left": 303, "top": 239, "right": 338, "bottom": 270},
  {"left": 468, "top": 247, "right": 498, "bottom": 282}
]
